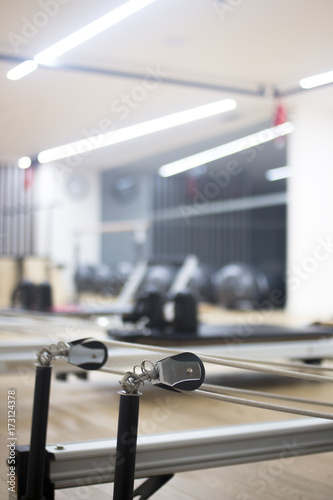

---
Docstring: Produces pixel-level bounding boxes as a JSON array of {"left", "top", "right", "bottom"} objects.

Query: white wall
[
  {"left": 34, "top": 164, "right": 100, "bottom": 300},
  {"left": 287, "top": 89, "right": 333, "bottom": 318}
]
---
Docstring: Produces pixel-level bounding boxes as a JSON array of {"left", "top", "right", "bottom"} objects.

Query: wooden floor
[{"left": 0, "top": 308, "right": 333, "bottom": 499}]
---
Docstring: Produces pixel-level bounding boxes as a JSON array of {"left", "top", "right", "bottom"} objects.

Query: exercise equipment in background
[
  {"left": 122, "top": 288, "right": 198, "bottom": 333},
  {"left": 137, "top": 263, "right": 178, "bottom": 296},
  {"left": 69, "top": 254, "right": 200, "bottom": 316},
  {"left": 74, "top": 255, "right": 217, "bottom": 305},
  {"left": 213, "top": 262, "right": 273, "bottom": 310},
  {"left": 108, "top": 285, "right": 332, "bottom": 346},
  {"left": 74, "top": 265, "right": 96, "bottom": 293},
  {"left": 187, "top": 263, "right": 217, "bottom": 304},
  {"left": 11, "top": 280, "right": 36, "bottom": 310},
  {"left": 11, "top": 280, "right": 53, "bottom": 312},
  {"left": 74, "top": 262, "right": 133, "bottom": 296}
]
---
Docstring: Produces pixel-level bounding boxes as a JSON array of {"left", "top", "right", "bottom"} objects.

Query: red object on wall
[
  {"left": 24, "top": 166, "right": 34, "bottom": 190},
  {"left": 273, "top": 101, "right": 287, "bottom": 126},
  {"left": 186, "top": 174, "right": 199, "bottom": 199},
  {"left": 273, "top": 101, "right": 287, "bottom": 148}
]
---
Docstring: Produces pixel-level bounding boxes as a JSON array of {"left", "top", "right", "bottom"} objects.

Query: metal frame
[
  {"left": 31, "top": 418, "right": 333, "bottom": 490},
  {"left": 11, "top": 335, "right": 333, "bottom": 499}
]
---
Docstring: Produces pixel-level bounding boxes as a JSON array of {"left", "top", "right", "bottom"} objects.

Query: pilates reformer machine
[
  {"left": 8, "top": 252, "right": 200, "bottom": 316},
  {"left": 2, "top": 316, "right": 333, "bottom": 377},
  {"left": 12, "top": 335, "right": 333, "bottom": 500},
  {"left": 2, "top": 277, "right": 333, "bottom": 377}
]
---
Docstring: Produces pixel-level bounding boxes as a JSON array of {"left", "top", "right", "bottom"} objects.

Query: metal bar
[
  {"left": 75, "top": 219, "right": 150, "bottom": 236},
  {"left": 1, "top": 338, "right": 333, "bottom": 375},
  {"left": 276, "top": 81, "right": 333, "bottom": 97},
  {"left": 25, "top": 364, "right": 52, "bottom": 500},
  {"left": 115, "top": 260, "right": 148, "bottom": 309},
  {"left": 168, "top": 254, "right": 199, "bottom": 295},
  {"left": 113, "top": 392, "right": 141, "bottom": 500},
  {"left": 0, "top": 53, "right": 266, "bottom": 97},
  {"left": 45, "top": 418, "right": 333, "bottom": 490},
  {"left": 153, "top": 192, "right": 287, "bottom": 222}
]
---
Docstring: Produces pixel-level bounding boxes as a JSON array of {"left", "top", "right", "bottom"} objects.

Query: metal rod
[
  {"left": 1, "top": 337, "right": 333, "bottom": 376},
  {"left": 276, "top": 81, "right": 333, "bottom": 97},
  {"left": 25, "top": 364, "right": 52, "bottom": 500},
  {"left": 0, "top": 53, "right": 265, "bottom": 97},
  {"left": 153, "top": 192, "right": 287, "bottom": 222},
  {"left": 113, "top": 391, "right": 141, "bottom": 500}
]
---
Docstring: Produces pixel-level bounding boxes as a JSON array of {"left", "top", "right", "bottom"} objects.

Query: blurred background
[{"left": 0, "top": 0, "right": 332, "bottom": 318}]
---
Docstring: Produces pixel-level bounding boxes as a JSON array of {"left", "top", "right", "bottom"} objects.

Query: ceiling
[{"left": 0, "top": 0, "right": 333, "bottom": 172}]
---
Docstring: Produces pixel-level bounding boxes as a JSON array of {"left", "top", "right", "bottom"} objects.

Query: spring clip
[
  {"left": 120, "top": 360, "right": 158, "bottom": 394},
  {"left": 37, "top": 341, "right": 70, "bottom": 366}
]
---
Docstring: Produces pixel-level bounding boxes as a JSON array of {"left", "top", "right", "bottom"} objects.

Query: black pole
[
  {"left": 113, "top": 391, "right": 141, "bottom": 500},
  {"left": 25, "top": 364, "right": 52, "bottom": 500}
]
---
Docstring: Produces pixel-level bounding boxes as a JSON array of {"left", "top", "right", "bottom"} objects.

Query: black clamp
[
  {"left": 67, "top": 338, "right": 108, "bottom": 370},
  {"left": 120, "top": 352, "right": 205, "bottom": 393},
  {"left": 153, "top": 352, "right": 205, "bottom": 391}
]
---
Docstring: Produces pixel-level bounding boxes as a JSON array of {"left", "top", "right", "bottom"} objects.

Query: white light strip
[
  {"left": 159, "top": 122, "right": 295, "bottom": 177},
  {"left": 265, "top": 166, "right": 290, "bottom": 182},
  {"left": 300, "top": 70, "right": 333, "bottom": 89},
  {"left": 6, "top": 0, "right": 157, "bottom": 80},
  {"left": 37, "top": 99, "right": 237, "bottom": 164},
  {"left": 7, "top": 60, "right": 38, "bottom": 81}
]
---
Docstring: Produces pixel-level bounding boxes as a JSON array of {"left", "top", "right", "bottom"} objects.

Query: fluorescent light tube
[
  {"left": 300, "top": 70, "right": 333, "bottom": 89},
  {"left": 35, "top": 0, "right": 157, "bottom": 64},
  {"left": 265, "top": 166, "right": 290, "bottom": 181},
  {"left": 7, "top": 60, "right": 38, "bottom": 81},
  {"left": 6, "top": 0, "right": 157, "bottom": 80},
  {"left": 37, "top": 99, "right": 237, "bottom": 164},
  {"left": 158, "top": 122, "right": 294, "bottom": 177}
]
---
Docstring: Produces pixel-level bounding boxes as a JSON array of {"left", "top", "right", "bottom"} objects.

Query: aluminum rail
[{"left": 46, "top": 418, "right": 333, "bottom": 489}]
